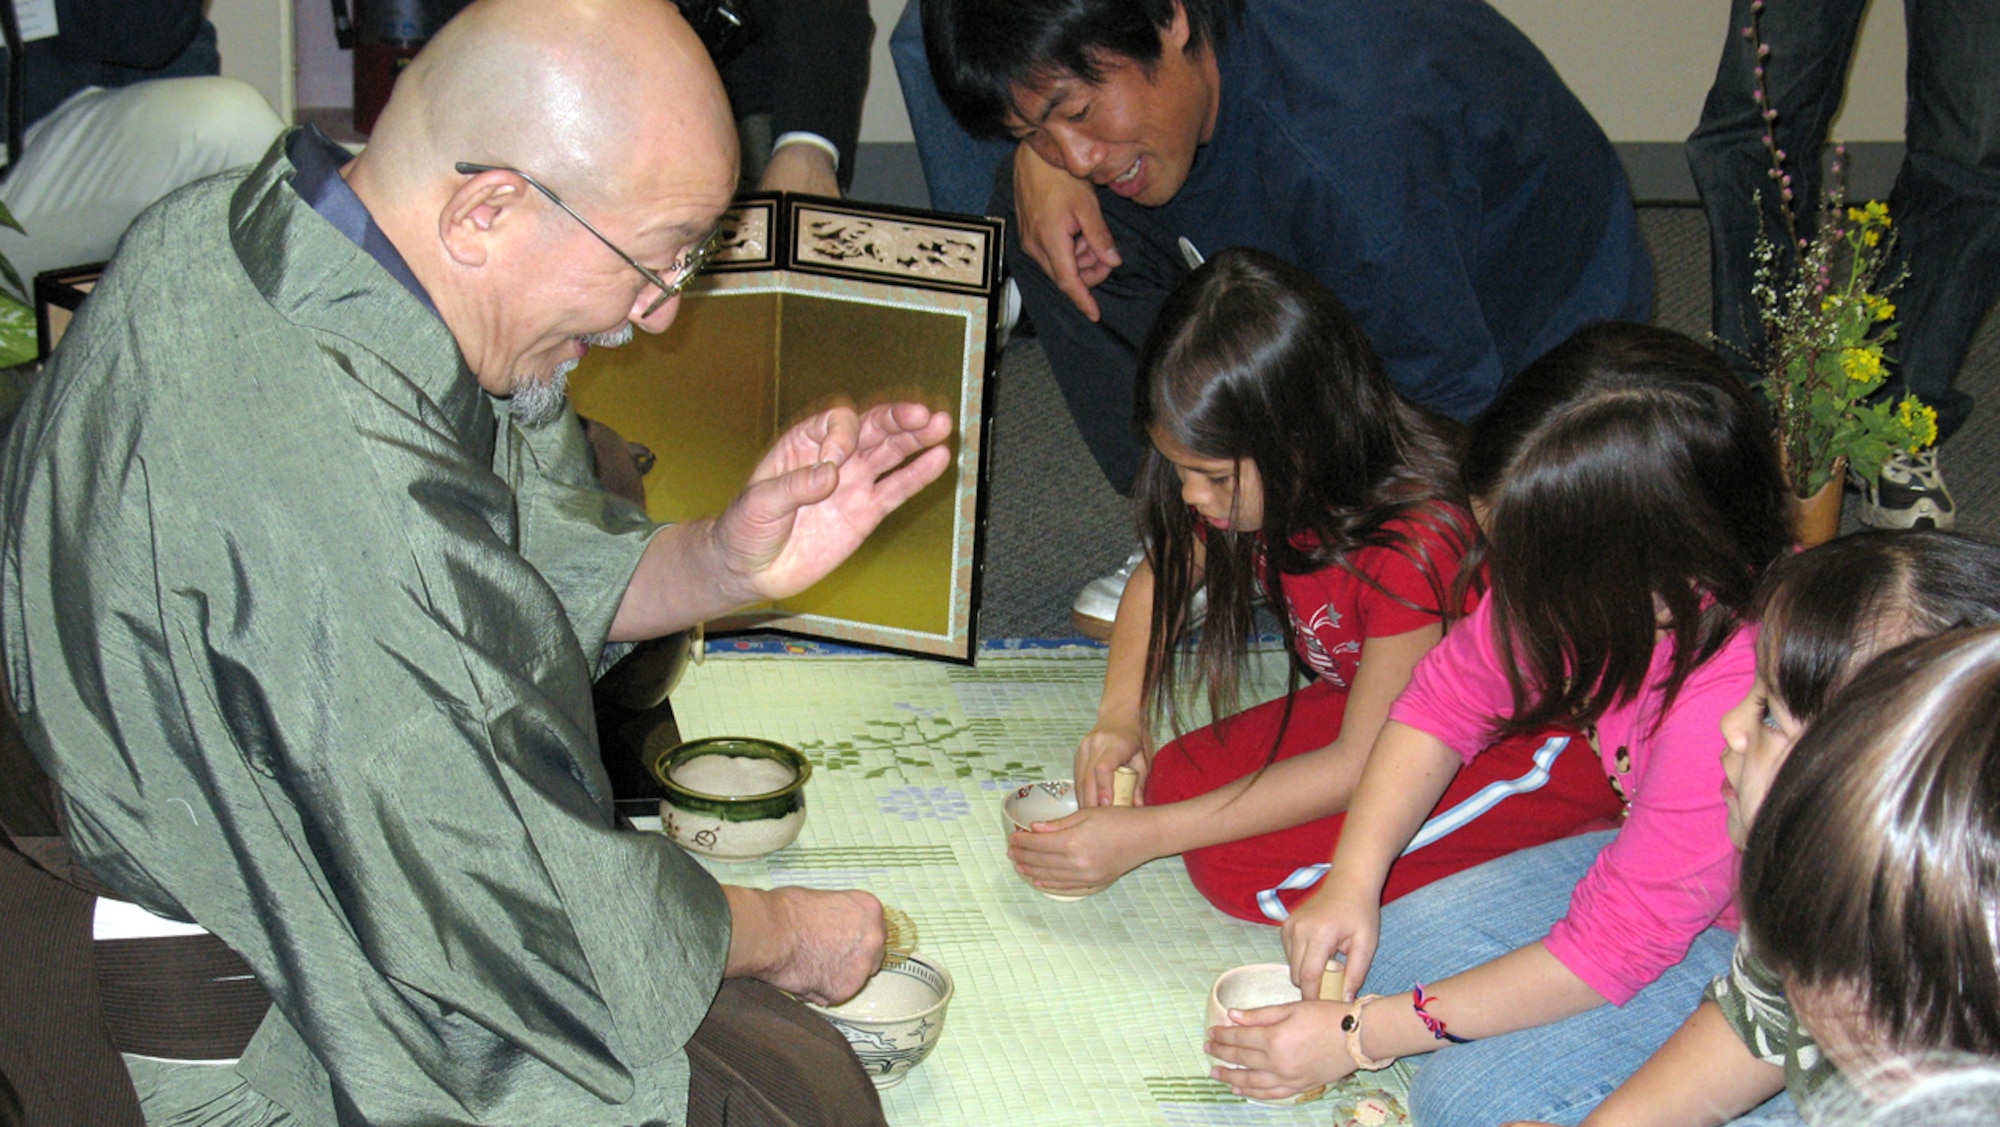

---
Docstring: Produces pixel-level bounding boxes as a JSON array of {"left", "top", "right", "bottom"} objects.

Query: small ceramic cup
[
  {"left": 807, "top": 954, "right": 955, "bottom": 1088},
  {"left": 1203, "top": 963, "right": 1340, "bottom": 1106},
  {"left": 1000, "top": 779, "right": 1103, "bottom": 901},
  {"left": 649, "top": 737, "right": 811, "bottom": 862}
]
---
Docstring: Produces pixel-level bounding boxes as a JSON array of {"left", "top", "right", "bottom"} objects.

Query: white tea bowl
[
  {"left": 807, "top": 954, "right": 955, "bottom": 1088},
  {"left": 1204, "top": 963, "right": 1339, "bottom": 1106}
]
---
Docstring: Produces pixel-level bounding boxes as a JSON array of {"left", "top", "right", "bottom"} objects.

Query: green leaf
[{"left": 0, "top": 256, "right": 24, "bottom": 306}]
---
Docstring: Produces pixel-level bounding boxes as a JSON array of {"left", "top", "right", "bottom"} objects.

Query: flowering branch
[{"left": 1742, "top": 0, "right": 1935, "bottom": 500}]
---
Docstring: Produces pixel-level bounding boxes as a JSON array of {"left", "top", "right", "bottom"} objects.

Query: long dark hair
[
  {"left": 1742, "top": 625, "right": 2000, "bottom": 1063},
  {"left": 922, "top": 0, "right": 1241, "bottom": 137},
  {"left": 1755, "top": 530, "right": 2000, "bottom": 727},
  {"left": 1135, "top": 248, "right": 1468, "bottom": 739},
  {"left": 1462, "top": 322, "right": 1790, "bottom": 736}
]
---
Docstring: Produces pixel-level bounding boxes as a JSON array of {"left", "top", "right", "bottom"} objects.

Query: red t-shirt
[{"left": 1265, "top": 506, "right": 1471, "bottom": 687}]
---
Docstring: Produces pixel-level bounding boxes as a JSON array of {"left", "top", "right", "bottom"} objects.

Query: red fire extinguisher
[{"left": 331, "top": 0, "right": 474, "bottom": 135}]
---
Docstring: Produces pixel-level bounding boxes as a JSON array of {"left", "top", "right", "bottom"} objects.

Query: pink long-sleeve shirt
[{"left": 1388, "top": 594, "right": 1755, "bottom": 1005}]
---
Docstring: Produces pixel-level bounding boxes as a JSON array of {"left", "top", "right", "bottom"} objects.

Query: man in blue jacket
[{"left": 921, "top": 0, "right": 1652, "bottom": 633}]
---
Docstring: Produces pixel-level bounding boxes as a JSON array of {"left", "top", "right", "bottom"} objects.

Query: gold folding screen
[{"left": 567, "top": 194, "right": 1003, "bottom": 661}]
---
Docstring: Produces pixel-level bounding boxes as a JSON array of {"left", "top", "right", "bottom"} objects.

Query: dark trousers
[
  {"left": 687, "top": 979, "right": 888, "bottom": 1127},
  {"left": 2, "top": 853, "right": 893, "bottom": 1126},
  {"left": 0, "top": 844, "right": 145, "bottom": 1127},
  {"left": 992, "top": 168, "right": 1194, "bottom": 497},
  {"left": 1686, "top": 0, "right": 2000, "bottom": 443}
]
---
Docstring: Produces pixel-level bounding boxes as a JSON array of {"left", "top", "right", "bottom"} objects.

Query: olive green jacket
[{"left": 0, "top": 134, "right": 729, "bottom": 1126}]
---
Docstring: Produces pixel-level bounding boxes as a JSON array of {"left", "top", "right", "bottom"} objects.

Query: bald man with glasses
[{"left": 0, "top": 0, "right": 951, "bottom": 1123}]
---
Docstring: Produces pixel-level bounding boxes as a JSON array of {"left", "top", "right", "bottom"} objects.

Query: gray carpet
[{"left": 972, "top": 204, "right": 2000, "bottom": 642}]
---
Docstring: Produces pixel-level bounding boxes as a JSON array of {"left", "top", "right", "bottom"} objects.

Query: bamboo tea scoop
[
  {"left": 1112, "top": 765, "right": 1139, "bottom": 807},
  {"left": 1319, "top": 964, "right": 1346, "bottom": 1002}
]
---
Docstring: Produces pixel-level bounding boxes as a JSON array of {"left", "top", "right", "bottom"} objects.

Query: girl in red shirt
[{"left": 1006, "top": 248, "right": 1621, "bottom": 920}]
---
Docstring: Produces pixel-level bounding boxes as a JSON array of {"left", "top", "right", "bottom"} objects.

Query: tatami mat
[{"left": 667, "top": 647, "right": 1413, "bottom": 1126}]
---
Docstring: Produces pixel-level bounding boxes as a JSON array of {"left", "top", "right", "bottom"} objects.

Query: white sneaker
[
  {"left": 995, "top": 276, "right": 1023, "bottom": 351},
  {"left": 1071, "top": 547, "right": 1142, "bottom": 640},
  {"left": 1857, "top": 448, "right": 1956, "bottom": 531},
  {"left": 1070, "top": 547, "right": 1209, "bottom": 641}
]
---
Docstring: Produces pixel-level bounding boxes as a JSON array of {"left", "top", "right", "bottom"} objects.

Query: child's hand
[
  {"left": 1282, "top": 885, "right": 1381, "bottom": 1001},
  {"left": 1007, "top": 808, "right": 1155, "bottom": 891},
  {"left": 1206, "top": 1000, "right": 1354, "bottom": 1100},
  {"left": 1075, "top": 724, "right": 1148, "bottom": 807}
]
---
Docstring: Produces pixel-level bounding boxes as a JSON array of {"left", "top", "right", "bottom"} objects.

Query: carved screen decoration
[{"left": 567, "top": 194, "right": 1003, "bottom": 662}]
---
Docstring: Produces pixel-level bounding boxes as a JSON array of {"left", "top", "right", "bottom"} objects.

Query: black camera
[{"left": 674, "top": 0, "right": 756, "bottom": 67}]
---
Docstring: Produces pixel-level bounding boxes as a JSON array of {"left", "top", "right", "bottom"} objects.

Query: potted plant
[{"left": 1740, "top": 4, "right": 1936, "bottom": 545}]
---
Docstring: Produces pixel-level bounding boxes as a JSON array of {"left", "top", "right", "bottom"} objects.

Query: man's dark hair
[{"left": 921, "top": 0, "right": 1241, "bottom": 137}]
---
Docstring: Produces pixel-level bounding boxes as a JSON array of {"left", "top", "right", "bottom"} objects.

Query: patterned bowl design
[
  {"left": 649, "top": 737, "right": 811, "bottom": 862},
  {"left": 807, "top": 954, "right": 954, "bottom": 1088},
  {"left": 1001, "top": 779, "right": 1080, "bottom": 831}
]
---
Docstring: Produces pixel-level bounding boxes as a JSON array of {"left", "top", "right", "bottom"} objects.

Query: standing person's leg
[
  {"left": 1849, "top": 0, "right": 2000, "bottom": 530},
  {"left": 0, "top": 77, "right": 283, "bottom": 290},
  {"left": 1686, "top": 0, "right": 1871, "bottom": 379},
  {"left": 1357, "top": 831, "right": 1741, "bottom": 1125},
  {"left": 1883, "top": 0, "right": 2000, "bottom": 444},
  {"left": 991, "top": 171, "right": 1191, "bottom": 498},
  {"left": 887, "top": 0, "right": 1015, "bottom": 217}
]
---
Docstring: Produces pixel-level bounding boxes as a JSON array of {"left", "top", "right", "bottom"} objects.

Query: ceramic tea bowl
[
  {"left": 1000, "top": 779, "right": 1108, "bottom": 901},
  {"left": 1204, "top": 963, "right": 1335, "bottom": 1107},
  {"left": 807, "top": 954, "right": 955, "bottom": 1088},
  {"left": 648, "top": 737, "right": 811, "bottom": 862}
]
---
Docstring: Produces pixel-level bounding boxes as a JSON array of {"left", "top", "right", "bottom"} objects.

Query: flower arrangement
[{"left": 1742, "top": 1, "right": 1936, "bottom": 501}]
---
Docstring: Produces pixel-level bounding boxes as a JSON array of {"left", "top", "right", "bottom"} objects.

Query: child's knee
[{"left": 140, "top": 78, "right": 285, "bottom": 167}]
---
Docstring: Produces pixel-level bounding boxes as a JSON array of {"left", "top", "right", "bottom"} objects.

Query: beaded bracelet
[
  {"left": 1340, "top": 993, "right": 1396, "bottom": 1070},
  {"left": 1412, "top": 983, "right": 1471, "bottom": 1044}
]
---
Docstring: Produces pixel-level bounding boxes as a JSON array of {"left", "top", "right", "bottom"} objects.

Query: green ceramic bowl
[{"left": 647, "top": 737, "right": 812, "bottom": 861}]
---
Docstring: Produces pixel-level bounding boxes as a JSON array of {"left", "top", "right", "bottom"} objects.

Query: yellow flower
[
  {"left": 1856, "top": 200, "right": 1890, "bottom": 226},
  {"left": 1863, "top": 229, "right": 1881, "bottom": 247},
  {"left": 1841, "top": 347, "right": 1885, "bottom": 384},
  {"left": 1868, "top": 296, "right": 1895, "bottom": 322},
  {"left": 1898, "top": 398, "right": 1939, "bottom": 449}
]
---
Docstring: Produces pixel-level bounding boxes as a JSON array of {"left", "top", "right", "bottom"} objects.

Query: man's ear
[
  {"left": 1166, "top": 0, "right": 1192, "bottom": 53},
  {"left": 438, "top": 171, "right": 527, "bottom": 268}
]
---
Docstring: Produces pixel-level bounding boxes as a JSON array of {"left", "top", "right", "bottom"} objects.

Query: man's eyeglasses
[{"left": 454, "top": 161, "right": 718, "bottom": 318}]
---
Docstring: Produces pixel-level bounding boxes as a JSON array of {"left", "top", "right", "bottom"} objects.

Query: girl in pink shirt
[{"left": 1206, "top": 323, "right": 1792, "bottom": 1124}]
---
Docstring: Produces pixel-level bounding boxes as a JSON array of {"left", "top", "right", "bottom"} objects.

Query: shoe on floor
[
  {"left": 1071, "top": 547, "right": 1142, "bottom": 640},
  {"left": 1857, "top": 448, "right": 1956, "bottom": 531},
  {"left": 1071, "top": 547, "right": 1211, "bottom": 641},
  {"left": 994, "top": 276, "right": 1023, "bottom": 351}
]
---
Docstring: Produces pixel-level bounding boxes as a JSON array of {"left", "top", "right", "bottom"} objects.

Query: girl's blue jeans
[{"left": 1363, "top": 830, "right": 1798, "bottom": 1125}]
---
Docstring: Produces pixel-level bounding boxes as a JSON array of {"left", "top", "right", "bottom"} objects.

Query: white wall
[
  {"left": 251, "top": 0, "right": 1913, "bottom": 145},
  {"left": 1488, "top": 0, "right": 1906, "bottom": 143},
  {"left": 211, "top": 0, "right": 294, "bottom": 122}
]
